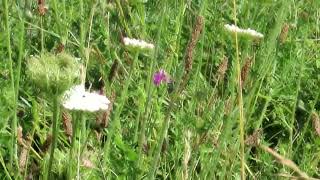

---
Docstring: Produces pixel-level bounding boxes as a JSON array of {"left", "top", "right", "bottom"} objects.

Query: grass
[{"left": 1, "top": 0, "right": 320, "bottom": 179}]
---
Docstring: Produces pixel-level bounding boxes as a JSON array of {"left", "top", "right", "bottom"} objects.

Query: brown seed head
[
  {"left": 217, "top": 56, "right": 228, "bottom": 79},
  {"left": 279, "top": 23, "right": 290, "bottom": 44},
  {"left": 241, "top": 57, "right": 252, "bottom": 87},
  {"left": 312, "top": 112, "right": 320, "bottom": 136},
  {"left": 62, "top": 111, "right": 73, "bottom": 138}
]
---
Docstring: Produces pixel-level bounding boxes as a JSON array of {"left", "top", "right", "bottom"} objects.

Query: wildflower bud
[{"left": 27, "top": 53, "right": 80, "bottom": 95}]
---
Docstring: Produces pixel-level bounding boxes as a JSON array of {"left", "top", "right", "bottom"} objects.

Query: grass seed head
[
  {"left": 312, "top": 112, "right": 320, "bottom": 136},
  {"left": 241, "top": 57, "right": 252, "bottom": 87},
  {"left": 279, "top": 23, "right": 290, "bottom": 44}
]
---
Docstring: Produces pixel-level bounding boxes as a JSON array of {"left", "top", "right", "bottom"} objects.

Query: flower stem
[
  {"left": 4, "top": 0, "right": 20, "bottom": 172},
  {"left": 68, "top": 112, "right": 80, "bottom": 179},
  {"left": 47, "top": 95, "right": 60, "bottom": 179},
  {"left": 103, "top": 52, "right": 139, "bottom": 176},
  {"left": 232, "top": 0, "right": 245, "bottom": 179}
]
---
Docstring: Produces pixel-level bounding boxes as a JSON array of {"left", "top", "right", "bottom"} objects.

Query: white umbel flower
[
  {"left": 123, "top": 37, "right": 154, "bottom": 50},
  {"left": 62, "top": 85, "right": 110, "bottom": 112},
  {"left": 224, "top": 24, "right": 264, "bottom": 39}
]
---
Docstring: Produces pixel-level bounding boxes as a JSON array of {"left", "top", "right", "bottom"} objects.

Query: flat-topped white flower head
[
  {"left": 62, "top": 85, "right": 110, "bottom": 112},
  {"left": 224, "top": 24, "right": 264, "bottom": 39},
  {"left": 123, "top": 37, "right": 154, "bottom": 50}
]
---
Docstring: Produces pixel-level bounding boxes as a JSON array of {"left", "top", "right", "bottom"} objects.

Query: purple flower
[{"left": 153, "top": 69, "right": 169, "bottom": 86}]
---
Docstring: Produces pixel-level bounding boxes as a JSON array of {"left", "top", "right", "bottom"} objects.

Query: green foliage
[{"left": 1, "top": 0, "right": 320, "bottom": 179}]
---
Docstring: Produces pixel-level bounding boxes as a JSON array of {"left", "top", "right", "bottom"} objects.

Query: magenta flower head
[{"left": 153, "top": 69, "right": 169, "bottom": 86}]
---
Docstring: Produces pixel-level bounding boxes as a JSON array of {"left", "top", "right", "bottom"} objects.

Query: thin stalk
[
  {"left": 47, "top": 95, "right": 60, "bottom": 179},
  {"left": 0, "top": 154, "right": 12, "bottom": 180},
  {"left": 68, "top": 112, "right": 80, "bottom": 180},
  {"left": 232, "top": 0, "right": 245, "bottom": 179},
  {"left": 77, "top": 113, "right": 85, "bottom": 179},
  {"left": 4, "top": 0, "right": 18, "bottom": 170},
  {"left": 23, "top": 100, "right": 40, "bottom": 179},
  {"left": 136, "top": 0, "right": 167, "bottom": 172},
  {"left": 148, "top": 95, "right": 177, "bottom": 180},
  {"left": 103, "top": 52, "right": 139, "bottom": 176},
  {"left": 40, "top": 17, "right": 44, "bottom": 51}
]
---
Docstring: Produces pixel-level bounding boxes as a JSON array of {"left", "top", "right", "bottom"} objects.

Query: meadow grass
[{"left": 1, "top": 0, "right": 320, "bottom": 179}]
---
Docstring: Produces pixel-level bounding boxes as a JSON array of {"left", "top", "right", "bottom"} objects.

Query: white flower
[
  {"left": 224, "top": 24, "right": 264, "bottom": 39},
  {"left": 123, "top": 37, "right": 154, "bottom": 50},
  {"left": 62, "top": 85, "right": 110, "bottom": 112}
]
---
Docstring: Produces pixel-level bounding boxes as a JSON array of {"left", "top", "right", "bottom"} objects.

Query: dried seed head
[
  {"left": 19, "top": 145, "right": 28, "bottom": 173},
  {"left": 279, "top": 23, "right": 290, "bottom": 44},
  {"left": 183, "top": 130, "right": 192, "bottom": 180},
  {"left": 312, "top": 112, "right": 320, "bottom": 136},
  {"left": 82, "top": 159, "right": 95, "bottom": 169},
  {"left": 19, "top": 138, "right": 32, "bottom": 173},
  {"left": 241, "top": 57, "right": 252, "bottom": 87},
  {"left": 217, "top": 56, "right": 228, "bottom": 79},
  {"left": 224, "top": 96, "right": 233, "bottom": 115},
  {"left": 38, "top": 0, "right": 48, "bottom": 16},
  {"left": 96, "top": 91, "right": 115, "bottom": 129},
  {"left": 245, "top": 129, "right": 262, "bottom": 147},
  {"left": 41, "top": 133, "right": 53, "bottom": 153},
  {"left": 17, "top": 126, "right": 24, "bottom": 145},
  {"left": 62, "top": 111, "right": 73, "bottom": 138},
  {"left": 181, "top": 16, "right": 204, "bottom": 90},
  {"left": 184, "top": 16, "right": 204, "bottom": 74},
  {"left": 55, "top": 43, "right": 65, "bottom": 53}
]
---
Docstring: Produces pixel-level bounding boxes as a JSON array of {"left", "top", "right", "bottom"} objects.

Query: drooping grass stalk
[
  {"left": 47, "top": 94, "right": 60, "bottom": 179},
  {"left": 232, "top": 0, "right": 245, "bottom": 179},
  {"left": 4, "top": 0, "right": 18, "bottom": 171},
  {"left": 103, "top": 52, "right": 139, "bottom": 176}
]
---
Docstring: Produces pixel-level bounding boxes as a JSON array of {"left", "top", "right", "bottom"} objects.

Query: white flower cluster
[
  {"left": 224, "top": 24, "right": 264, "bottom": 39},
  {"left": 123, "top": 37, "right": 154, "bottom": 50},
  {"left": 62, "top": 85, "right": 110, "bottom": 112}
]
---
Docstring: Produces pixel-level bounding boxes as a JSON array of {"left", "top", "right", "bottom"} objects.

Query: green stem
[
  {"left": 148, "top": 96, "right": 176, "bottom": 180},
  {"left": 68, "top": 112, "right": 80, "bottom": 180},
  {"left": 47, "top": 95, "right": 60, "bottom": 179},
  {"left": 136, "top": 0, "right": 167, "bottom": 172},
  {"left": 103, "top": 52, "right": 139, "bottom": 176},
  {"left": 4, "top": 0, "right": 18, "bottom": 171},
  {"left": 232, "top": 0, "right": 245, "bottom": 179}
]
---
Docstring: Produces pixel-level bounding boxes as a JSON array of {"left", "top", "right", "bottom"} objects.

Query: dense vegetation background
[{"left": 1, "top": 0, "right": 320, "bottom": 179}]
